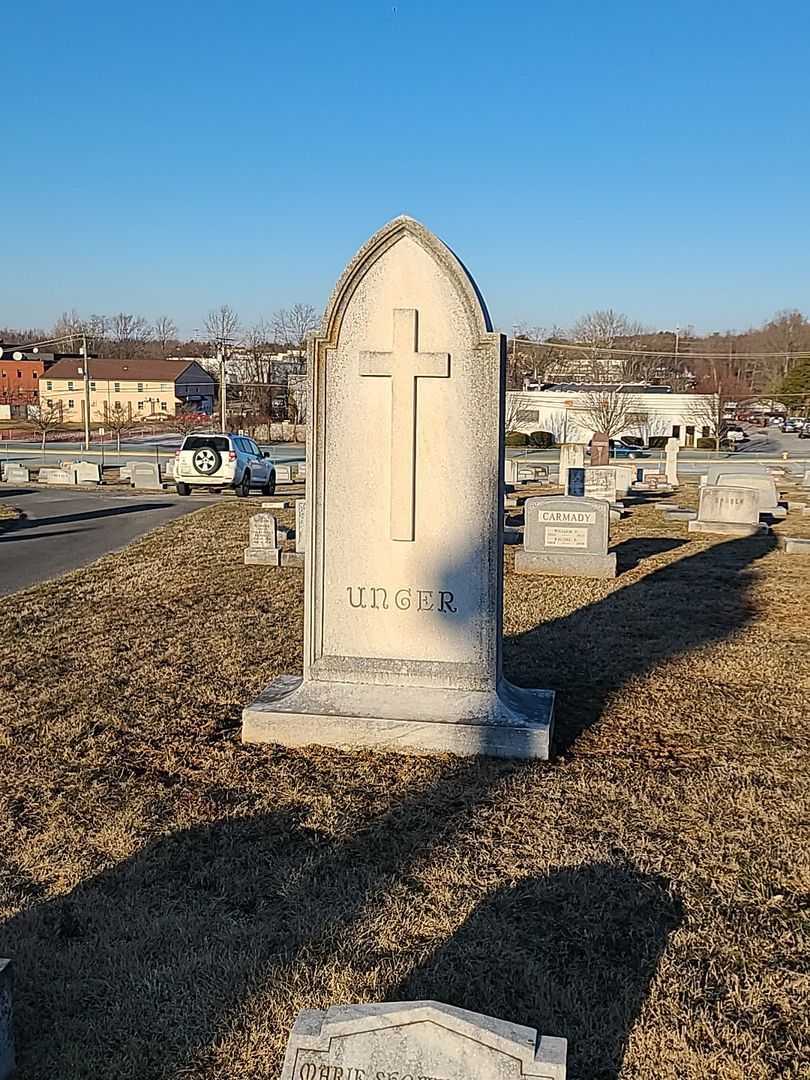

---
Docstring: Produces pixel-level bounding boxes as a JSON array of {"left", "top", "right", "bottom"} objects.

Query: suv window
[{"left": 183, "top": 436, "right": 230, "bottom": 451}]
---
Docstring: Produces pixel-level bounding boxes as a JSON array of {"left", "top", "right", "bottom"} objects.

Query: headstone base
[
  {"left": 687, "top": 520, "right": 768, "bottom": 537},
  {"left": 782, "top": 537, "right": 810, "bottom": 554},
  {"left": 281, "top": 551, "right": 305, "bottom": 567},
  {"left": 665, "top": 509, "right": 698, "bottom": 521},
  {"left": 515, "top": 550, "right": 617, "bottom": 579},
  {"left": 244, "top": 547, "right": 281, "bottom": 565},
  {"left": 243, "top": 675, "right": 555, "bottom": 760}
]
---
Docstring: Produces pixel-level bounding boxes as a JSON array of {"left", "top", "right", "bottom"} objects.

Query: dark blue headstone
[
  {"left": 636, "top": 467, "right": 644, "bottom": 483},
  {"left": 567, "top": 467, "right": 585, "bottom": 497}
]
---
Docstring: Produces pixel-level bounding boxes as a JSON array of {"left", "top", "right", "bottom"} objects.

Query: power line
[{"left": 508, "top": 336, "right": 810, "bottom": 362}]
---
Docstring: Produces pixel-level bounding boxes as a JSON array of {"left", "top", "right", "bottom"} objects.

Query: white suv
[{"left": 174, "top": 434, "right": 276, "bottom": 497}]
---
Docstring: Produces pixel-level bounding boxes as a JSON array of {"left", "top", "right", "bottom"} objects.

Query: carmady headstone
[
  {"left": 243, "top": 216, "right": 554, "bottom": 758},
  {"left": 281, "top": 1001, "right": 566, "bottom": 1080},
  {"left": 516, "top": 495, "right": 616, "bottom": 579}
]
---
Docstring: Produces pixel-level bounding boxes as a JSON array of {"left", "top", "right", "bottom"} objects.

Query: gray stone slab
[
  {"left": 583, "top": 466, "right": 617, "bottom": 503},
  {"left": 296, "top": 460, "right": 307, "bottom": 480},
  {"left": 38, "top": 466, "right": 74, "bottom": 485},
  {"left": 281, "top": 551, "right": 305, "bottom": 567},
  {"left": 0, "top": 959, "right": 13, "bottom": 1080},
  {"left": 3, "top": 464, "right": 29, "bottom": 484},
  {"left": 262, "top": 499, "right": 292, "bottom": 509},
  {"left": 130, "top": 462, "right": 164, "bottom": 490},
  {"left": 243, "top": 217, "right": 554, "bottom": 759},
  {"left": 515, "top": 550, "right": 617, "bottom": 578},
  {"left": 275, "top": 463, "right": 294, "bottom": 484},
  {"left": 249, "top": 513, "right": 278, "bottom": 549},
  {"left": 688, "top": 520, "right": 768, "bottom": 537},
  {"left": 524, "top": 495, "right": 609, "bottom": 555},
  {"left": 783, "top": 537, "right": 810, "bottom": 554},
  {"left": 280, "top": 1000, "right": 566, "bottom": 1080},
  {"left": 665, "top": 509, "right": 698, "bottom": 521},
  {"left": 244, "top": 548, "right": 281, "bottom": 565},
  {"left": 72, "top": 461, "right": 101, "bottom": 484},
  {"left": 703, "top": 461, "right": 768, "bottom": 486}
]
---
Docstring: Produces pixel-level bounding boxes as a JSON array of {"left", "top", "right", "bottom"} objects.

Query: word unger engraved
[{"left": 347, "top": 587, "right": 457, "bottom": 613}]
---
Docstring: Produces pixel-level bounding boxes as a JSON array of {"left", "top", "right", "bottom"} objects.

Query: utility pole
[
  {"left": 81, "top": 333, "right": 91, "bottom": 451},
  {"left": 218, "top": 348, "right": 227, "bottom": 431}
]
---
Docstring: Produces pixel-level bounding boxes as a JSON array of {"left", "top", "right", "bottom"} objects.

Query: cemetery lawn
[{"left": 0, "top": 491, "right": 807, "bottom": 1080}]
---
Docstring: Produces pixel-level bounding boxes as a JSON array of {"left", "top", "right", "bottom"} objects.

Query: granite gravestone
[
  {"left": 590, "top": 431, "right": 609, "bottom": 467},
  {"left": 38, "top": 466, "right": 73, "bottom": 485},
  {"left": 714, "top": 473, "right": 783, "bottom": 517},
  {"left": 688, "top": 485, "right": 765, "bottom": 536},
  {"left": 281, "top": 1002, "right": 566, "bottom": 1080},
  {"left": 3, "top": 464, "right": 29, "bottom": 484},
  {"left": 612, "top": 463, "right": 634, "bottom": 498},
  {"left": 665, "top": 437, "right": 679, "bottom": 485},
  {"left": 567, "top": 467, "right": 585, "bottom": 497},
  {"left": 72, "top": 461, "right": 101, "bottom": 484},
  {"left": 275, "top": 464, "right": 294, "bottom": 484},
  {"left": 244, "top": 513, "right": 282, "bottom": 565},
  {"left": 130, "top": 462, "right": 163, "bottom": 490},
  {"left": 243, "top": 216, "right": 554, "bottom": 758},
  {"left": 558, "top": 443, "right": 585, "bottom": 494},
  {"left": 297, "top": 461, "right": 307, "bottom": 481},
  {"left": 583, "top": 466, "right": 617, "bottom": 504},
  {"left": 516, "top": 495, "right": 616, "bottom": 578},
  {"left": 702, "top": 461, "right": 767, "bottom": 486}
]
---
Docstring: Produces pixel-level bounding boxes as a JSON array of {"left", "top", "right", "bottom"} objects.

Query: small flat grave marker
[
  {"left": 244, "top": 513, "right": 281, "bottom": 565},
  {"left": 281, "top": 1001, "right": 566, "bottom": 1080}
]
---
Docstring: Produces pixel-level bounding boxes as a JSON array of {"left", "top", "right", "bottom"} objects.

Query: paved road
[
  {"left": 0, "top": 439, "right": 305, "bottom": 470},
  {"left": 0, "top": 487, "right": 220, "bottom": 596}
]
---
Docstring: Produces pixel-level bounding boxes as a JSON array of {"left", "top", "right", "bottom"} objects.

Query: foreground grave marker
[
  {"left": 516, "top": 495, "right": 616, "bottom": 578},
  {"left": 243, "top": 216, "right": 554, "bottom": 758},
  {"left": 244, "top": 513, "right": 282, "bottom": 565},
  {"left": 281, "top": 1001, "right": 566, "bottom": 1080}
]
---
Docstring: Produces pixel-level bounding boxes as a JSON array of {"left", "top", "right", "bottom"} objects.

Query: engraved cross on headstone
[{"left": 359, "top": 308, "right": 450, "bottom": 541}]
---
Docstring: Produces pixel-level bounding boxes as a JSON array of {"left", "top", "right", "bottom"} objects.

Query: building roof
[
  {"left": 537, "top": 382, "right": 673, "bottom": 394},
  {"left": 44, "top": 357, "right": 207, "bottom": 382}
]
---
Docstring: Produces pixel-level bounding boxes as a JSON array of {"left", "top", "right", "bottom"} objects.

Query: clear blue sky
[{"left": 3, "top": 0, "right": 809, "bottom": 338}]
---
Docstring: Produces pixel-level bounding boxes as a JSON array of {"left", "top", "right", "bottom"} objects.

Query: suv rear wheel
[
  {"left": 262, "top": 470, "right": 276, "bottom": 496},
  {"left": 192, "top": 446, "right": 221, "bottom": 475},
  {"left": 176, "top": 482, "right": 191, "bottom": 496},
  {"left": 236, "top": 470, "right": 251, "bottom": 498}
]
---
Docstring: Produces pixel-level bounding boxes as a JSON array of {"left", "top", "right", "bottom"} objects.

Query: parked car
[
  {"left": 173, "top": 433, "right": 276, "bottom": 497},
  {"left": 723, "top": 425, "right": 749, "bottom": 443},
  {"left": 799, "top": 422, "right": 810, "bottom": 439},
  {"left": 586, "top": 438, "right": 651, "bottom": 459}
]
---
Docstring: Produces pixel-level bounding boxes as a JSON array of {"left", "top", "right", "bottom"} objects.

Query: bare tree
[
  {"left": 570, "top": 309, "right": 645, "bottom": 380},
  {"left": 51, "top": 310, "right": 85, "bottom": 351},
  {"left": 688, "top": 357, "right": 750, "bottom": 451},
  {"left": 110, "top": 313, "right": 151, "bottom": 358},
  {"left": 27, "top": 401, "right": 64, "bottom": 455},
  {"left": 576, "top": 389, "right": 637, "bottom": 442},
  {"left": 152, "top": 316, "right": 178, "bottom": 357},
  {"left": 173, "top": 408, "right": 209, "bottom": 436},
  {"left": 98, "top": 402, "right": 141, "bottom": 455},
  {"left": 271, "top": 303, "right": 318, "bottom": 347},
  {"left": 205, "top": 305, "right": 240, "bottom": 350}
]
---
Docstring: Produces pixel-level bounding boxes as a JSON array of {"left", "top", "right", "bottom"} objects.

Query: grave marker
[
  {"left": 3, "top": 464, "right": 29, "bottom": 484},
  {"left": 516, "top": 495, "right": 616, "bottom": 578},
  {"left": 244, "top": 513, "right": 281, "bottom": 565},
  {"left": 665, "top": 437, "right": 679, "bottom": 485},
  {"left": 583, "top": 466, "right": 617, "bottom": 504},
  {"left": 243, "top": 216, "right": 554, "bottom": 758},
  {"left": 558, "top": 442, "right": 585, "bottom": 493},
  {"left": 281, "top": 1001, "right": 566, "bottom": 1080},
  {"left": 567, "top": 466, "right": 585, "bottom": 496},
  {"left": 590, "top": 431, "right": 609, "bottom": 466},
  {"left": 130, "top": 462, "right": 163, "bottom": 490},
  {"left": 38, "top": 466, "right": 73, "bottom": 485},
  {"left": 688, "top": 485, "right": 767, "bottom": 536},
  {"left": 715, "top": 473, "right": 783, "bottom": 517},
  {"left": 72, "top": 461, "right": 101, "bottom": 484},
  {"left": 275, "top": 463, "right": 294, "bottom": 484}
]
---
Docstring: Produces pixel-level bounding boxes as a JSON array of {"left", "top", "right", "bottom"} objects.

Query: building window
[
  {"left": 16, "top": 370, "right": 22, "bottom": 378},
  {"left": 90, "top": 381, "right": 96, "bottom": 390},
  {"left": 160, "top": 382, "right": 168, "bottom": 390},
  {"left": 114, "top": 382, "right": 121, "bottom": 392},
  {"left": 702, "top": 426, "right": 710, "bottom": 439},
  {"left": 68, "top": 399, "right": 75, "bottom": 408},
  {"left": 671, "top": 425, "right": 681, "bottom": 437},
  {"left": 33, "top": 372, "right": 38, "bottom": 380},
  {"left": 161, "top": 401, "right": 167, "bottom": 410},
  {"left": 137, "top": 382, "right": 144, "bottom": 392},
  {"left": 137, "top": 401, "right": 144, "bottom": 410},
  {"left": 68, "top": 380, "right": 75, "bottom": 390},
  {"left": 46, "top": 381, "right": 52, "bottom": 391},
  {"left": 516, "top": 409, "right": 540, "bottom": 424}
]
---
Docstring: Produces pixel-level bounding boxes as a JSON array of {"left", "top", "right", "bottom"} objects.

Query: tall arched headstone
[{"left": 243, "top": 217, "right": 554, "bottom": 758}]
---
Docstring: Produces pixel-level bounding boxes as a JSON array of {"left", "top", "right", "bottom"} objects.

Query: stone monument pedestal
[
  {"left": 687, "top": 520, "right": 767, "bottom": 537},
  {"left": 515, "top": 550, "right": 616, "bottom": 579},
  {"left": 243, "top": 675, "right": 554, "bottom": 759}
]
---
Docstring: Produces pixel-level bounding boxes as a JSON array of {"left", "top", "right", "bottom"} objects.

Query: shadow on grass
[
  {"left": 613, "top": 536, "right": 688, "bottom": 573},
  {"left": 397, "top": 862, "right": 682, "bottom": 1080},
  {"left": 0, "top": 535, "right": 774, "bottom": 1079},
  {"left": 505, "top": 532, "right": 777, "bottom": 754}
]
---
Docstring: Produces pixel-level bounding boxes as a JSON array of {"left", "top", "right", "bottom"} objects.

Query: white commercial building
[{"left": 506, "top": 386, "right": 718, "bottom": 447}]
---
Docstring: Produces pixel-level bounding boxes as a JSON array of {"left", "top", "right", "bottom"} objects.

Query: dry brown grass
[{"left": 0, "top": 494, "right": 808, "bottom": 1080}]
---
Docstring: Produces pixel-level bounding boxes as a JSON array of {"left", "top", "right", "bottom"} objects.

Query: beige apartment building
[{"left": 41, "top": 358, "right": 216, "bottom": 423}]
